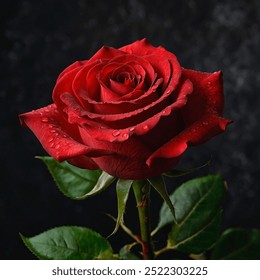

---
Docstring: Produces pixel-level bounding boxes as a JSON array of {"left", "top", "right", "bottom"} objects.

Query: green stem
[{"left": 133, "top": 180, "right": 154, "bottom": 260}]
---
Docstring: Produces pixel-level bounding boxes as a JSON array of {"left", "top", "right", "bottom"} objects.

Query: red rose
[{"left": 20, "top": 39, "right": 231, "bottom": 179}]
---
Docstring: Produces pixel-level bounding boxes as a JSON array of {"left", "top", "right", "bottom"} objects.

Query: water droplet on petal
[
  {"left": 122, "top": 133, "right": 129, "bottom": 140},
  {"left": 129, "top": 127, "right": 135, "bottom": 132},
  {"left": 50, "top": 129, "right": 56, "bottom": 133},
  {"left": 41, "top": 117, "right": 49, "bottom": 123},
  {"left": 50, "top": 142, "right": 55, "bottom": 148},
  {"left": 48, "top": 137, "right": 54, "bottom": 142},
  {"left": 112, "top": 130, "right": 121, "bottom": 137},
  {"left": 162, "top": 108, "right": 170, "bottom": 116},
  {"left": 143, "top": 124, "right": 149, "bottom": 130},
  {"left": 55, "top": 144, "right": 60, "bottom": 149}
]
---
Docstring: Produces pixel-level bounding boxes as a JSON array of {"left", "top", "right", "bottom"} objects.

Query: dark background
[{"left": 1, "top": 0, "right": 259, "bottom": 259}]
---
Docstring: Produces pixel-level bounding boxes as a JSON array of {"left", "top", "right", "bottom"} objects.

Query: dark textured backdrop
[{"left": 1, "top": 0, "right": 259, "bottom": 259}]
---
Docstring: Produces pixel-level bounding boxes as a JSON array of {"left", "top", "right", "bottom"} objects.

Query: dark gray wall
[{"left": 1, "top": 0, "right": 259, "bottom": 259}]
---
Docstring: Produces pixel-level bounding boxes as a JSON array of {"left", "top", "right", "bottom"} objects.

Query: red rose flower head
[{"left": 20, "top": 39, "right": 231, "bottom": 179}]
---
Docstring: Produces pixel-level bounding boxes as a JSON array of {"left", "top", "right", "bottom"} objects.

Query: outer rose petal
[
  {"left": 147, "top": 114, "right": 231, "bottom": 167},
  {"left": 181, "top": 69, "right": 225, "bottom": 124},
  {"left": 147, "top": 68, "right": 232, "bottom": 166},
  {"left": 57, "top": 60, "right": 87, "bottom": 81},
  {"left": 77, "top": 126, "right": 176, "bottom": 179},
  {"left": 19, "top": 104, "right": 112, "bottom": 168}
]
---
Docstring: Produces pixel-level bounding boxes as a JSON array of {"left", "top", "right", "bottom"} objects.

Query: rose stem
[{"left": 133, "top": 180, "right": 154, "bottom": 260}]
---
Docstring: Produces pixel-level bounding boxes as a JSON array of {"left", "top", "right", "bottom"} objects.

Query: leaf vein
[
  {"left": 178, "top": 183, "right": 215, "bottom": 225},
  {"left": 171, "top": 211, "right": 220, "bottom": 249}
]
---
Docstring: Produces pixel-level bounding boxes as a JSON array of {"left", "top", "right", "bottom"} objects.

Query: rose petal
[
  {"left": 147, "top": 114, "right": 231, "bottom": 167},
  {"left": 121, "top": 39, "right": 182, "bottom": 93},
  {"left": 100, "top": 83, "right": 128, "bottom": 102},
  {"left": 120, "top": 38, "right": 159, "bottom": 56},
  {"left": 146, "top": 68, "right": 232, "bottom": 167},
  {"left": 109, "top": 54, "right": 155, "bottom": 85},
  {"left": 144, "top": 54, "right": 172, "bottom": 91},
  {"left": 109, "top": 79, "right": 135, "bottom": 95},
  {"left": 79, "top": 77, "right": 164, "bottom": 122},
  {"left": 53, "top": 67, "right": 82, "bottom": 113},
  {"left": 19, "top": 104, "right": 113, "bottom": 164},
  {"left": 77, "top": 126, "right": 153, "bottom": 178},
  {"left": 100, "top": 62, "right": 137, "bottom": 85},
  {"left": 182, "top": 69, "right": 225, "bottom": 120},
  {"left": 80, "top": 78, "right": 193, "bottom": 142},
  {"left": 57, "top": 60, "right": 87, "bottom": 81},
  {"left": 79, "top": 60, "right": 105, "bottom": 101},
  {"left": 87, "top": 45, "right": 125, "bottom": 64},
  {"left": 78, "top": 77, "right": 162, "bottom": 115},
  {"left": 67, "top": 155, "right": 99, "bottom": 169}
]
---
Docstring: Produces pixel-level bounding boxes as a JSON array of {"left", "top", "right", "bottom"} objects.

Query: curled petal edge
[{"left": 146, "top": 116, "right": 232, "bottom": 167}]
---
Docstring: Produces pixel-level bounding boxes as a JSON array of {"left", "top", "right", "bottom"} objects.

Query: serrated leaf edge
[{"left": 20, "top": 226, "right": 113, "bottom": 260}]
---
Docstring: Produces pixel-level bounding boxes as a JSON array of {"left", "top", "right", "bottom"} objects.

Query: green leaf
[
  {"left": 158, "top": 175, "right": 225, "bottom": 254},
  {"left": 119, "top": 245, "right": 141, "bottom": 260},
  {"left": 211, "top": 228, "right": 260, "bottom": 260},
  {"left": 111, "top": 179, "right": 133, "bottom": 235},
  {"left": 163, "top": 160, "right": 210, "bottom": 178},
  {"left": 20, "top": 226, "right": 113, "bottom": 260},
  {"left": 78, "top": 171, "right": 115, "bottom": 199},
  {"left": 148, "top": 176, "right": 177, "bottom": 224},
  {"left": 37, "top": 156, "right": 115, "bottom": 199}
]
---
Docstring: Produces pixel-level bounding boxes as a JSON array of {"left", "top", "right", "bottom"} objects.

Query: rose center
[{"left": 115, "top": 72, "right": 136, "bottom": 88}]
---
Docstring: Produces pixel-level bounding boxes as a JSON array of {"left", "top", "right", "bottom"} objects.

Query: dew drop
[
  {"left": 122, "top": 133, "right": 129, "bottom": 140},
  {"left": 112, "top": 130, "right": 121, "bottom": 137},
  {"left": 162, "top": 108, "right": 170, "bottom": 115},
  {"left": 143, "top": 124, "right": 149, "bottom": 130},
  {"left": 129, "top": 127, "right": 135, "bottom": 132},
  {"left": 44, "top": 108, "right": 50, "bottom": 113},
  {"left": 41, "top": 117, "right": 49, "bottom": 123},
  {"left": 50, "top": 129, "right": 56, "bottom": 133},
  {"left": 55, "top": 144, "right": 60, "bottom": 149},
  {"left": 48, "top": 137, "right": 54, "bottom": 142},
  {"left": 50, "top": 142, "right": 55, "bottom": 148}
]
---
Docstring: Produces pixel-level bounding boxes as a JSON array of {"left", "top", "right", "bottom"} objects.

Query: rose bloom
[{"left": 20, "top": 39, "right": 231, "bottom": 179}]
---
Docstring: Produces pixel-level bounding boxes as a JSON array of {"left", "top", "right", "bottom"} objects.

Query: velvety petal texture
[{"left": 20, "top": 39, "right": 231, "bottom": 179}]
